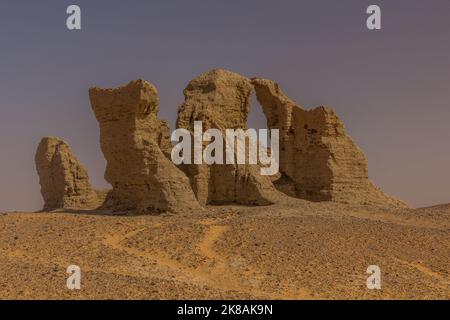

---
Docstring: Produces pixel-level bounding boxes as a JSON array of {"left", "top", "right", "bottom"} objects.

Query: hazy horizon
[{"left": 1, "top": 0, "right": 450, "bottom": 211}]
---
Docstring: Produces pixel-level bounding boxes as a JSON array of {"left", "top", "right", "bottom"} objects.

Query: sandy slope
[{"left": 0, "top": 199, "right": 448, "bottom": 300}]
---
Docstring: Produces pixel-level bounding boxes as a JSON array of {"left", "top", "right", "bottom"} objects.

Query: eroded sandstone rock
[
  {"left": 89, "top": 79, "right": 201, "bottom": 213},
  {"left": 35, "top": 136, "right": 101, "bottom": 211},
  {"left": 176, "top": 69, "right": 282, "bottom": 205},
  {"left": 252, "top": 78, "right": 406, "bottom": 207}
]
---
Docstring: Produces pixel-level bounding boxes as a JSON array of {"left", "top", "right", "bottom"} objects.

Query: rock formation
[
  {"left": 89, "top": 79, "right": 201, "bottom": 213},
  {"left": 34, "top": 70, "right": 406, "bottom": 213},
  {"left": 252, "top": 78, "right": 406, "bottom": 207},
  {"left": 35, "top": 136, "right": 101, "bottom": 211},
  {"left": 176, "top": 69, "right": 282, "bottom": 205}
]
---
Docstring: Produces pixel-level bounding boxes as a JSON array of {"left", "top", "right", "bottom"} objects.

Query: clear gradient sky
[{"left": 0, "top": 0, "right": 449, "bottom": 211}]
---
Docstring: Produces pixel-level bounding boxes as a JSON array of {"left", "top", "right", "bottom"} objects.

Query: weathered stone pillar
[
  {"left": 35, "top": 136, "right": 100, "bottom": 211},
  {"left": 89, "top": 79, "right": 200, "bottom": 213}
]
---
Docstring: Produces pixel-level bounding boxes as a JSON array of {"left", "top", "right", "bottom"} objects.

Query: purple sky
[{"left": 1, "top": 0, "right": 449, "bottom": 211}]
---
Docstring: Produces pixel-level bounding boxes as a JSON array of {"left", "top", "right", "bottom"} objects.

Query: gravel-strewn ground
[{"left": 0, "top": 199, "right": 448, "bottom": 300}]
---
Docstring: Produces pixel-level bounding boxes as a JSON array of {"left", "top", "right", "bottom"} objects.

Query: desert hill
[{"left": 0, "top": 199, "right": 448, "bottom": 299}]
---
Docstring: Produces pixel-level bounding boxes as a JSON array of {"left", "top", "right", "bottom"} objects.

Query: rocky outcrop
[
  {"left": 176, "top": 69, "right": 282, "bottom": 205},
  {"left": 89, "top": 79, "right": 201, "bottom": 213},
  {"left": 252, "top": 78, "right": 406, "bottom": 207},
  {"left": 35, "top": 137, "right": 101, "bottom": 211},
  {"left": 34, "top": 70, "right": 406, "bottom": 213}
]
